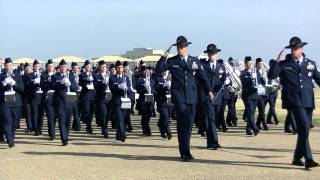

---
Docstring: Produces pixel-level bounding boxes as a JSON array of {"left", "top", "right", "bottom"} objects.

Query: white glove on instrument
[
  {"left": 2, "top": 77, "right": 12, "bottom": 86},
  {"left": 164, "top": 80, "right": 171, "bottom": 88},
  {"left": 34, "top": 77, "right": 41, "bottom": 84},
  {"left": 61, "top": 78, "right": 71, "bottom": 86},
  {"left": 10, "top": 79, "right": 16, "bottom": 86},
  {"left": 118, "top": 83, "right": 127, "bottom": 90},
  {"left": 251, "top": 73, "right": 257, "bottom": 79},
  {"left": 103, "top": 78, "right": 108, "bottom": 84},
  {"left": 224, "top": 77, "right": 231, "bottom": 85}
]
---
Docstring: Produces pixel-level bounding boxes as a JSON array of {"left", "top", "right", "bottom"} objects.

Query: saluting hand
[{"left": 276, "top": 49, "right": 286, "bottom": 62}]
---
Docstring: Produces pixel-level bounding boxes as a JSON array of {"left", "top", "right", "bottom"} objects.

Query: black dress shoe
[
  {"left": 246, "top": 131, "right": 253, "bottom": 136},
  {"left": 310, "top": 124, "right": 314, "bottom": 129},
  {"left": 292, "top": 159, "right": 304, "bottom": 166},
  {"left": 103, "top": 134, "right": 109, "bottom": 138},
  {"left": 263, "top": 126, "right": 269, "bottom": 131},
  {"left": 187, "top": 154, "right": 194, "bottom": 160},
  {"left": 274, "top": 120, "right": 279, "bottom": 125},
  {"left": 180, "top": 154, "right": 190, "bottom": 161},
  {"left": 8, "top": 143, "right": 15, "bottom": 148},
  {"left": 207, "top": 144, "right": 220, "bottom": 150},
  {"left": 222, "top": 128, "right": 228, "bottom": 132},
  {"left": 49, "top": 136, "right": 55, "bottom": 141},
  {"left": 257, "top": 126, "right": 262, "bottom": 130},
  {"left": 200, "top": 132, "right": 206, "bottom": 137},
  {"left": 305, "top": 159, "right": 319, "bottom": 169},
  {"left": 86, "top": 128, "right": 93, "bottom": 134},
  {"left": 34, "top": 131, "right": 41, "bottom": 136},
  {"left": 285, "top": 129, "right": 293, "bottom": 134},
  {"left": 62, "top": 141, "right": 68, "bottom": 146},
  {"left": 167, "top": 133, "right": 172, "bottom": 140},
  {"left": 267, "top": 121, "right": 274, "bottom": 124},
  {"left": 253, "top": 130, "right": 259, "bottom": 136}
]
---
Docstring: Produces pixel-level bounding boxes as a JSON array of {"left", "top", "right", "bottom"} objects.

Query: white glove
[
  {"left": 61, "top": 78, "right": 71, "bottom": 86},
  {"left": 252, "top": 73, "right": 257, "bottom": 78},
  {"left": 65, "top": 78, "right": 71, "bottom": 87},
  {"left": 2, "top": 77, "right": 11, "bottom": 86},
  {"left": 164, "top": 80, "right": 171, "bottom": 88},
  {"left": 224, "top": 77, "right": 231, "bottom": 85},
  {"left": 131, "top": 87, "right": 137, "bottom": 93},
  {"left": 103, "top": 78, "right": 108, "bottom": 84},
  {"left": 78, "top": 86, "right": 82, "bottom": 91},
  {"left": 34, "top": 77, "right": 41, "bottom": 84},
  {"left": 118, "top": 83, "right": 127, "bottom": 90},
  {"left": 10, "top": 79, "right": 16, "bottom": 86}
]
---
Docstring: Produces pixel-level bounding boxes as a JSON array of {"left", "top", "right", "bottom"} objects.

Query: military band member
[
  {"left": 136, "top": 65, "right": 155, "bottom": 136},
  {"left": 22, "top": 63, "right": 33, "bottom": 132},
  {"left": 0, "top": 58, "right": 24, "bottom": 148},
  {"left": 240, "top": 56, "right": 260, "bottom": 136},
  {"left": 25, "top": 59, "right": 43, "bottom": 136},
  {"left": 70, "top": 62, "right": 81, "bottom": 131},
  {"left": 156, "top": 36, "right": 213, "bottom": 161},
  {"left": 40, "top": 59, "right": 57, "bottom": 140},
  {"left": 50, "top": 59, "right": 77, "bottom": 146},
  {"left": 109, "top": 61, "right": 133, "bottom": 142},
  {"left": 123, "top": 61, "right": 135, "bottom": 132},
  {"left": 226, "top": 57, "right": 239, "bottom": 127},
  {"left": 268, "top": 36, "right": 320, "bottom": 169},
  {"left": 93, "top": 60, "right": 111, "bottom": 138},
  {"left": 154, "top": 68, "right": 172, "bottom": 140},
  {"left": 255, "top": 58, "right": 269, "bottom": 131},
  {"left": 266, "top": 59, "right": 279, "bottom": 126},
  {"left": 79, "top": 60, "right": 96, "bottom": 134}
]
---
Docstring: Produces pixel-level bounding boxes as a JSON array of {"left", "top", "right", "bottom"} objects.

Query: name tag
[
  {"left": 172, "top": 65, "right": 180, "bottom": 68},
  {"left": 284, "top": 67, "right": 292, "bottom": 70}
]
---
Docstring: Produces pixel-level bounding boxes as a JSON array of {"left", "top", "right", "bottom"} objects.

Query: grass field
[{"left": 234, "top": 89, "right": 320, "bottom": 126}]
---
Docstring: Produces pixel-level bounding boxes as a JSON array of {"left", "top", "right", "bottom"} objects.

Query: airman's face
[
  {"left": 256, "top": 62, "right": 263, "bottom": 69},
  {"left": 47, "top": 63, "right": 55, "bottom": 72},
  {"left": 245, "top": 62, "right": 253, "bottom": 70},
  {"left": 100, "top": 65, "right": 107, "bottom": 73},
  {"left": 5, "top": 62, "right": 13, "bottom": 72},
  {"left": 292, "top": 47, "right": 303, "bottom": 59},
  {"left": 116, "top": 66, "right": 123, "bottom": 74},
  {"left": 177, "top": 46, "right": 188, "bottom": 57},
  {"left": 208, "top": 53, "right": 217, "bottom": 62},
  {"left": 60, "top": 65, "right": 67, "bottom": 74},
  {"left": 33, "top": 64, "right": 40, "bottom": 72}
]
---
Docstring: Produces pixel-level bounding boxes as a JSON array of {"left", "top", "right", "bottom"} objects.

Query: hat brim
[
  {"left": 173, "top": 42, "right": 192, "bottom": 47},
  {"left": 285, "top": 42, "right": 308, "bottom": 49},
  {"left": 204, "top": 49, "right": 221, "bottom": 54}
]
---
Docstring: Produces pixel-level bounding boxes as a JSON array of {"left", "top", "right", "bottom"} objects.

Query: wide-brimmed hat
[{"left": 285, "top": 36, "right": 308, "bottom": 49}]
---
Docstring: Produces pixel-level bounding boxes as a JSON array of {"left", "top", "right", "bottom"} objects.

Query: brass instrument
[{"left": 222, "top": 62, "right": 242, "bottom": 95}]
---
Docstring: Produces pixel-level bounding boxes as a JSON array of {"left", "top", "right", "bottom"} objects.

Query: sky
[{"left": 0, "top": 0, "right": 319, "bottom": 63}]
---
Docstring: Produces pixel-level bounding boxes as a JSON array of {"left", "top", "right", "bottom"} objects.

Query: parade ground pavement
[{"left": 0, "top": 112, "right": 319, "bottom": 180}]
